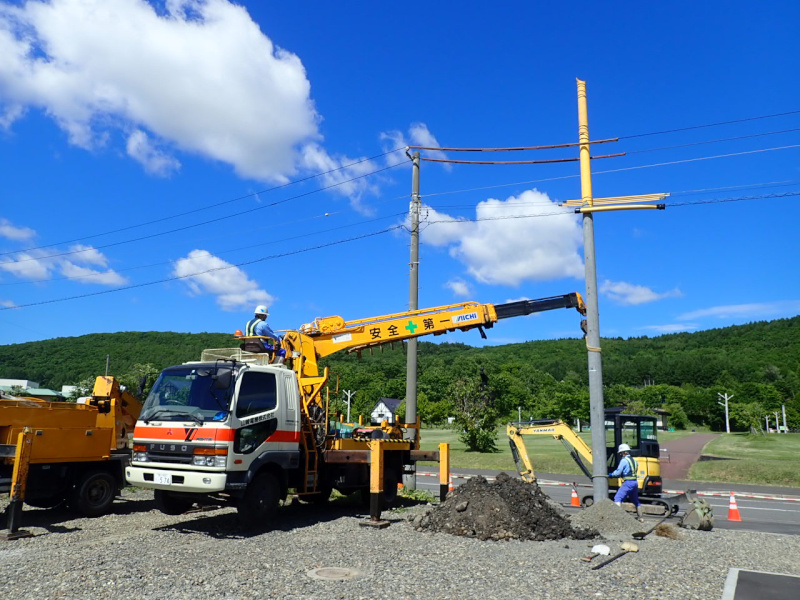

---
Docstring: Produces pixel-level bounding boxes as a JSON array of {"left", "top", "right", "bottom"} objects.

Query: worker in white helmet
[
  {"left": 245, "top": 305, "right": 281, "bottom": 346},
  {"left": 609, "top": 443, "right": 644, "bottom": 522}
]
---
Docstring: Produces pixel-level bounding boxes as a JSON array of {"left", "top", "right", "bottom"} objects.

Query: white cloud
[
  {"left": 59, "top": 261, "right": 127, "bottom": 285},
  {"left": 419, "top": 189, "right": 583, "bottom": 286},
  {"left": 678, "top": 301, "right": 800, "bottom": 321},
  {"left": 0, "top": 218, "right": 35, "bottom": 241},
  {"left": 600, "top": 280, "right": 682, "bottom": 306},
  {"left": 126, "top": 129, "right": 180, "bottom": 176},
  {"left": 639, "top": 323, "right": 698, "bottom": 334},
  {"left": 0, "top": 0, "right": 319, "bottom": 181},
  {"left": 380, "top": 122, "right": 449, "bottom": 170},
  {"left": 444, "top": 278, "right": 472, "bottom": 298},
  {"left": 172, "top": 249, "right": 273, "bottom": 311},
  {"left": 0, "top": 251, "right": 51, "bottom": 279},
  {"left": 0, "top": 244, "right": 124, "bottom": 285},
  {"left": 298, "top": 143, "right": 380, "bottom": 215},
  {"left": 0, "top": 299, "right": 17, "bottom": 308}
]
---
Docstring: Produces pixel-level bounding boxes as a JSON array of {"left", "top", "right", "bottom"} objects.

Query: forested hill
[{"left": 1, "top": 315, "right": 798, "bottom": 392}]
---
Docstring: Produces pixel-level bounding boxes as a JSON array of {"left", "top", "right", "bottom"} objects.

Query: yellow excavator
[{"left": 508, "top": 412, "right": 676, "bottom": 514}]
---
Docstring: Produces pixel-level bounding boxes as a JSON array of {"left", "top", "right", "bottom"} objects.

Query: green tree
[{"left": 450, "top": 377, "right": 498, "bottom": 452}]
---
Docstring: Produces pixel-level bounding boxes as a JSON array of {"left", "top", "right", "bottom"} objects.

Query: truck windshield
[{"left": 141, "top": 366, "right": 233, "bottom": 423}]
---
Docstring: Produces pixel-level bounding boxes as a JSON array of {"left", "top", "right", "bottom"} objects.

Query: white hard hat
[
  {"left": 254, "top": 305, "right": 269, "bottom": 316},
  {"left": 618, "top": 443, "right": 631, "bottom": 453}
]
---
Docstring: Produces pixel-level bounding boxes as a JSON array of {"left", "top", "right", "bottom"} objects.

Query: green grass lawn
[
  {"left": 419, "top": 426, "right": 694, "bottom": 476},
  {"left": 689, "top": 433, "right": 800, "bottom": 487}
]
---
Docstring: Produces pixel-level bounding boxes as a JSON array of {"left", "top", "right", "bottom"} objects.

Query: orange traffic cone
[
  {"left": 728, "top": 492, "right": 742, "bottom": 522},
  {"left": 448, "top": 476, "right": 455, "bottom": 493},
  {"left": 397, "top": 481, "right": 404, "bottom": 492},
  {"left": 570, "top": 484, "right": 581, "bottom": 507}
]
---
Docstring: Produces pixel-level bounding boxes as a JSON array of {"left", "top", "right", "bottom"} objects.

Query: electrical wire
[
  {"left": 420, "top": 144, "right": 800, "bottom": 200},
  {"left": 4, "top": 191, "right": 797, "bottom": 311},
  {"left": 620, "top": 109, "right": 800, "bottom": 139},
  {"left": 625, "top": 127, "right": 800, "bottom": 154},
  {"left": 0, "top": 146, "right": 409, "bottom": 258},
  {"left": 0, "top": 212, "right": 407, "bottom": 286},
  {"left": 0, "top": 226, "right": 402, "bottom": 311},
  {"left": 408, "top": 138, "right": 618, "bottom": 152},
  {"left": 420, "top": 153, "right": 624, "bottom": 166},
  {"left": 1, "top": 160, "right": 407, "bottom": 265}
]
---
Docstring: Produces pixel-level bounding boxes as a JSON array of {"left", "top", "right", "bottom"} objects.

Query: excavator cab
[
  {"left": 604, "top": 411, "right": 662, "bottom": 497},
  {"left": 604, "top": 412, "right": 660, "bottom": 468}
]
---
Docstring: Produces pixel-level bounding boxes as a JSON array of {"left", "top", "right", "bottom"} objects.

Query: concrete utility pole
[
  {"left": 404, "top": 150, "right": 421, "bottom": 490},
  {"left": 576, "top": 79, "right": 608, "bottom": 503},
  {"left": 342, "top": 390, "right": 356, "bottom": 423},
  {"left": 717, "top": 392, "right": 733, "bottom": 434},
  {"left": 105, "top": 354, "right": 110, "bottom": 377}
]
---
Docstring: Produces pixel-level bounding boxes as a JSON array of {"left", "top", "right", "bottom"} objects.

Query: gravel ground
[{"left": 2, "top": 489, "right": 799, "bottom": 600}]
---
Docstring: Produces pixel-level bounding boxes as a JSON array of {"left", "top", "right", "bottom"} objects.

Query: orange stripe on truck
[{"left": 133, "top": 426, "right": 301, "bottom": 444}]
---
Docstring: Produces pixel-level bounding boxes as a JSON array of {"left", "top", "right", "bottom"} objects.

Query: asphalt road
[{"left": 415, "top": 467, "right": 800, "bottom": 536}]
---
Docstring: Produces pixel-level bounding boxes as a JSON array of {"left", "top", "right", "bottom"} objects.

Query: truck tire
[
  {"left": 154, "top": 490, "right": 194, "bottom": 515},
  {"left": 237, "top": 472, "right": 280, "bottom": 527},
  {"left": 69, "top": 470, "right": 117, "bottom": 517}
]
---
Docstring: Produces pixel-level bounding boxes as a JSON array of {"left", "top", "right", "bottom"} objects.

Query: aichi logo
[{"left": 452, "top": 312, "right": 478, "bottom": 324}]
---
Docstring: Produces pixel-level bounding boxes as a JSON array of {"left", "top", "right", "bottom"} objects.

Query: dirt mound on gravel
[
  {"left": 414, "top": 472, "right": 596, "bottom": 541},
  {"left": 569, "top": 499, "right": 643, "bottom": 535}
]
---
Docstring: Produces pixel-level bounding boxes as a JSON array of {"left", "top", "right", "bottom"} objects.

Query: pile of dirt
[
  {"left": 569, "top": 499, "right": 644, "bottom": 535},
  {"left": 413, "top": 472, "right": 596, "bottom": 541}
]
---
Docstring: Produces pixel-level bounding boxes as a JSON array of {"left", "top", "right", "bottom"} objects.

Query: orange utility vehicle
[
  {"left": 1, "top": 376, "right": 142, "bottom": 518},
  {"left": 127, "top": 294, "right": 585, "bottom": 526}
]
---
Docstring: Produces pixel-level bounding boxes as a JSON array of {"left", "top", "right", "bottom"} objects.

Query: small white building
[{"left": 371, "top": 398, "right": 403, "bottom": 425}]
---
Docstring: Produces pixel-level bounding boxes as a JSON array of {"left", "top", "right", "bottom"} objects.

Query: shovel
[
  {"left": 580, "top": 544, "right": 611, "bottom": 562},
  {"left": 590, "top": 541, "right": 639, "bottom": 570},
  {"left": 632, "top": 516, "right": 670, "bottom": 540}
]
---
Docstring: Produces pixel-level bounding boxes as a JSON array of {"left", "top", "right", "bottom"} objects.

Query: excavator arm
[{"left": 506, "top": 419, "right": 594, "bottom": 483}]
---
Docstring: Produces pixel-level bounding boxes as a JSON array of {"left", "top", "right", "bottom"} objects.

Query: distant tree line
[{"left": 1, "top": 317, "right": 798, "bottom": 437}]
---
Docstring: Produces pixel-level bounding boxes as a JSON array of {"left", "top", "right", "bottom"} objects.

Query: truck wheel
[
  {"left": 237, "top": 472, "right": 280, "bottom": 527},
  {"left": 69, "top": 470, "right": 117, "bottom": 517},
  {"left": 154, "top": 490, "right": 194, "bottom": 515}
]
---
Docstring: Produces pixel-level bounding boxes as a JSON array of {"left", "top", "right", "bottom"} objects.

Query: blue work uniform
[
  {"left": 245, "top": 317, "right": 280, "bottom": 343},
  {"left": 609, "top": 454, "right": 640, "bottom": 506}
]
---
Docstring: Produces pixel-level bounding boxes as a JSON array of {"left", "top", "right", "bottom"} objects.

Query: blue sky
[{"left": 0, "top": 0, "right": 799, "bottom": 349}]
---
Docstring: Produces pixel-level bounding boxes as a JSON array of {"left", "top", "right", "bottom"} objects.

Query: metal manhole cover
[{"left": 306, "top": 567, "right": 361, "bottom": 581}]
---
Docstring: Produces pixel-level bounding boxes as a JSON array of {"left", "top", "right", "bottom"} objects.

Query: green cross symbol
[{"left": 405, "top": 320, "right": 418, "bottom": 334}]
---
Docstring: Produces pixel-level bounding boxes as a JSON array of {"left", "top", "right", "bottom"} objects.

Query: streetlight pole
[
  {"left": 342, "top": 390, "right": 356, "bottom": 423},
  {"left": 717, "top": 392, "right": 732, "bottom": 434}
]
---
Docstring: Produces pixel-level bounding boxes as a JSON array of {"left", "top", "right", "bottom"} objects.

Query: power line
[
  {"left": 0, "top": 212, "right": 406, "bottom": 287},
  {"left": 421, "top": 144, "right": 800, "bottom": 200},
  {"left": 420, "top": 153, "right": 624, "bottom": 166},
  {"left": 0, "top": 146, "right": 408, "bottom": 258},
  {"left": 620, "top": 109, "right": 800, "bottom": 140},
  {"left": 625, "top": 127, "right": 800, "bottom": 154},
  {"left": 1, "top": 161, "right": 407, "bottom": 265},
  {"left": 0, "top": 226, "right": 401, "bottom": 311},
  {"left": 408, "top": 138, "right": 618, "bottom": 152}
]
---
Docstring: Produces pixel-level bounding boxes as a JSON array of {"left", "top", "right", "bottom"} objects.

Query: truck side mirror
[
  {"left": 137, "top": 376, "right": 147, "bottom": 397},
  {"left": 214, "top": 368, "right": 232, "bottom": 390}
]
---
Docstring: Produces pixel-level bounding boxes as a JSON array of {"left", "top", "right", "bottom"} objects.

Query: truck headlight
[
  {"left": 192, "top": 446, "right": 227, "bottom": 467},
  {"left": 133, "top": 451, "right": 149, "bottom": 462}
]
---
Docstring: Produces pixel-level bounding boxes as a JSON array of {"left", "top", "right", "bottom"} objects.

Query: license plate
[{"left": 154, "top": 472, "right": 172, "bottom": 485}]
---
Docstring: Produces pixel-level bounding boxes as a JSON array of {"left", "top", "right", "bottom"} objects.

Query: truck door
[{"left": 230, "top": 370, "right": 281, "bottom": 463}]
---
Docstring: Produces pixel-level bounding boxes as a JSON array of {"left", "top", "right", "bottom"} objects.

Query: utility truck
[
  {"left": 1, "top": 376, "right": 142, "bottom": 523},
  {"left": 126, "top": 293, "right": 585, "bottom": 526}
]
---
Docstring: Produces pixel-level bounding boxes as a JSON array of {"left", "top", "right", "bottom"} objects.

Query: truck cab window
[{"left": 236, "top": 372, "right": 277, "bottom": 418}]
